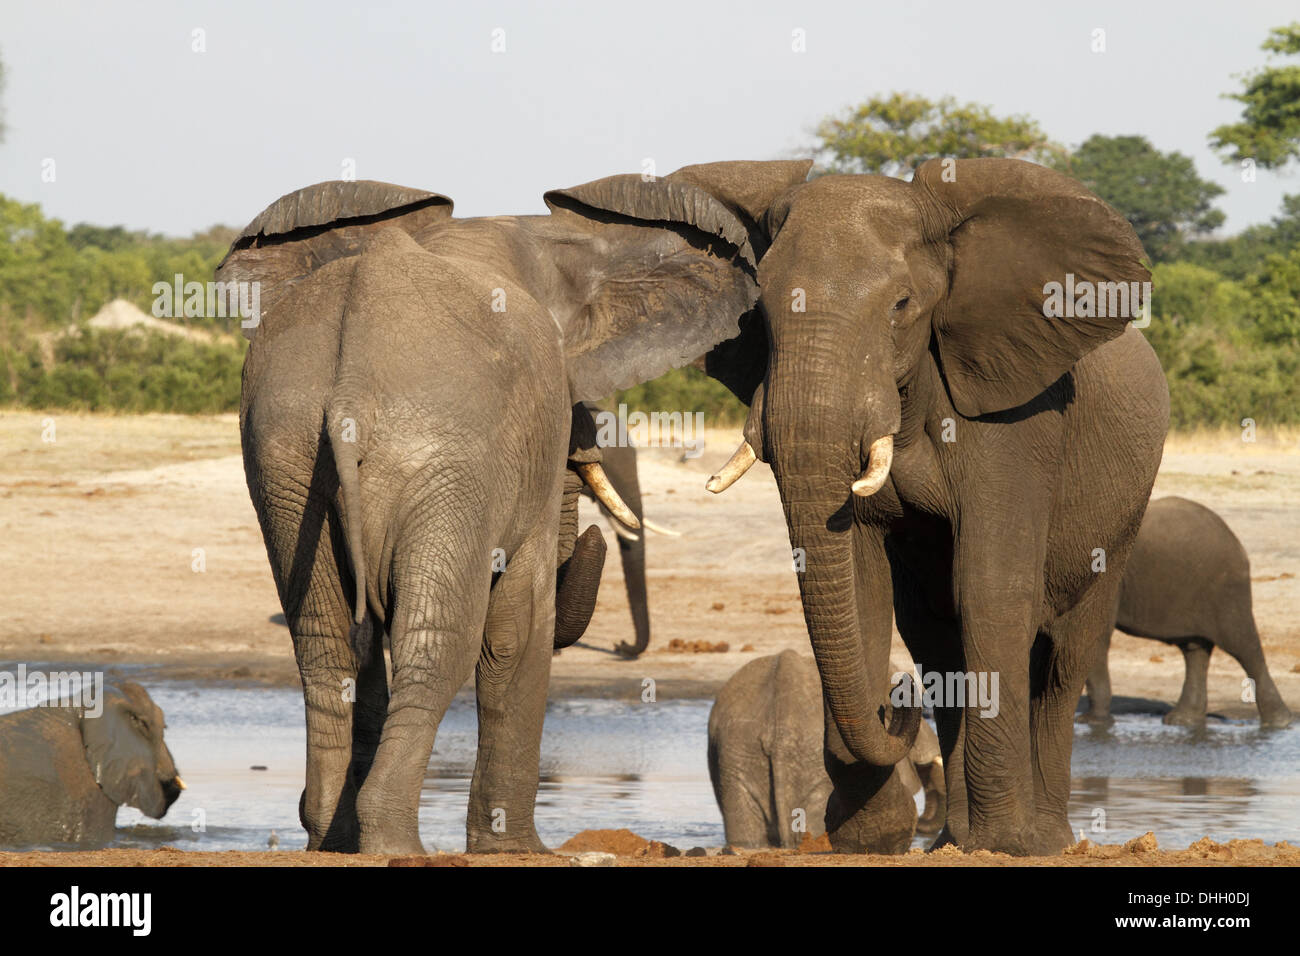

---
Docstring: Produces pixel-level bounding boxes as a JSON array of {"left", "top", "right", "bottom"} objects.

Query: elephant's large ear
[
  {"left": 80, "top": 684, "right": 155, "bottom": 810},
  {"left": 912, "top": 158, "right": 1150, "bottom": 418},
  {"left": 216, "top": 180, "right": 453, "bottom": 340},
  {"left": 668, "top": 161, "right": 814, "bottom": 405},
  {"left": 543, "top": 175, "right": 761, "bottom": 403}
]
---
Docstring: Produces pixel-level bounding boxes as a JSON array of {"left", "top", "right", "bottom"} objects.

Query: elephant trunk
[
  {"left": 555, "top": 470, "right": 606, "bottom": 649},
  {"left": 764, "top": 324, "right": 916, "bottom": 768}
]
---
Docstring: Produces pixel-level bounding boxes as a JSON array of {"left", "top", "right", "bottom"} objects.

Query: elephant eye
[{"left": 892, "top": 296, "right": 910, "bottom": 312}]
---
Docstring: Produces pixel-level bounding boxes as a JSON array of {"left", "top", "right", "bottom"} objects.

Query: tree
[
  {"left": 813, "top": 92, "right": 1065, "bottom": 178},
  {"left": 1178, "top": 192, "right": 1300, "bottom": 280},
  {"left": 1210, "top": 23, "right": 1300, "bottom": 170},
  {"left": 1054, "top": 135, "right": 1225, "bottom": 262}
]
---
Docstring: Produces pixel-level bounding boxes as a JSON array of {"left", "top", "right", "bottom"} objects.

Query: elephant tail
[{"left": 327, "top": 410, "right": 367, "bottom": 626}]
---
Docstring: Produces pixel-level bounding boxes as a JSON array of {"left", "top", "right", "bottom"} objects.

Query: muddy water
[{"left": 7, "top": 684, "right": 1298, "bottom": 852}]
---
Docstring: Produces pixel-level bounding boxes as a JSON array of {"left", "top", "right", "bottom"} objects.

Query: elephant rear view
[
  {"left": 707, "top": 650, "right": 941, "bottom": 852},
  {"left": 1083, "top": 496, "right": 1292, "bottom": 728},
  {"left": 220, "top": 175, "right": 767, "bottom": 854}
]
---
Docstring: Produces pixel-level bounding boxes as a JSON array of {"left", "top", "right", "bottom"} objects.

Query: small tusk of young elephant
[
  {"left": 611, "top": 522, "right": 641, "bottom": 543},
  {"left": 175, "top": 777, "right": 187, "bottom": 790},
  {"left": 642, "top": 518, "right": 682, "bottom": 537},
  {"left": 577, "top": 462, "right": 641, "bottom": 530},
  {"left": 705, "top": 441, "right": 757, "bottom": 494},
  {"left": 851, "top": 435, "right": 894, "bottom": 497}
]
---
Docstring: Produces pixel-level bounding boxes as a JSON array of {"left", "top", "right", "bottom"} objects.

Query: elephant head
[
  {"left": 641, "top": 159, "right": 1147, "bottom": 769},
  {"left": 81, "top": 682, "right": 184, "bottom": 819}
]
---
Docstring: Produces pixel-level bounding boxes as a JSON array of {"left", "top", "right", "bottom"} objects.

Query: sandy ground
[{"left": 3, "top": 412, "right": 1297, "bottom": 714}]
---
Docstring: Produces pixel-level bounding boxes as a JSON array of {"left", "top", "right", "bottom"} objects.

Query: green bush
[
  {"left": 612, "top": 365, "right": 746, "bottom": 428},
  {"left": 1, "top": 325, "right": 244, "bottom": 413}
]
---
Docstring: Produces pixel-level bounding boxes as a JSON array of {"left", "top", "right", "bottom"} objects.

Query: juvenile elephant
[
  {"left": 217, "top": 177, "right": 759, "bottom": 853},
  {"left": 551, "top": 157, "right": 1169, "bottom": 854},
  {"left": 0, "top": 682, "right": 185, "bottom": 846},
  {"left": 708, "top": 650, "right": 944, "bottom": 851},
  {"left": 1080, "top": 496, "right": 1293, "bottom": 729}
]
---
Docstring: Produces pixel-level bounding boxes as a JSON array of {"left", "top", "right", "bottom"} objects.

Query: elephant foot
[
  {"left": 1162, "top": 708, "right": 1206, "bottom": 728},
  {"left": 357, "top": 816, "right": 426, "bottom": 856},
  {"left": 1075, "top": 708, "right": 1113, "bottom": 726},
  {"left": 359, "top": 827, "right": 427, "bottom": 855},
  {"left": 1029, "top": 817, "right": 1076, "bottom": 856},
  {"left": 927, "top": 826, "right": 958, "bottom": 852},
  {"left": 466, "top": 828, "right": 549, "bottom": 854},
  {"left": 300, "top": 788, "right": 361, "bottom": 852},
  {"left": 1260, "top": 707, "right": 1293, "bottom": 730}
]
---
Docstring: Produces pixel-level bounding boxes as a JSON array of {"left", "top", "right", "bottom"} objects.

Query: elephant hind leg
[
  {"left": 1164, "top": 638, "right": 1212, "bottom": 727},
  {"left": 1216, "top": 621, "right": 1292, "bottom": 729},
  {"left": 256, "top": 476, "right": 365, "bottom": 852},
  {"left": 356, "top": 538, "right": 491, "bottom": 856},
  {"left": 468, "top": 527, "right": 556, "bottom": 853},
  {"left": 349, "top": 610, "right": 389, "bottom": 789}
]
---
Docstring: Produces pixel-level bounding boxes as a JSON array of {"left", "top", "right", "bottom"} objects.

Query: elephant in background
[
  {"left": 218, "top": 176, "right": 759, "bottom": 854},
  {"left": 1080, "top": 496, "right": 1293, "bottom": 729},
  {"left": 0, "top": 682, "right": 185, "bottom": 846},
  {"left": 559, "top": 157, "right": 1169, "bottom": 854},
  {"left": 708, "top": 650, "right": 943, "bottom": 851},
  {"left": 574, "top": 428, "right": 683, "bottom": 659}
]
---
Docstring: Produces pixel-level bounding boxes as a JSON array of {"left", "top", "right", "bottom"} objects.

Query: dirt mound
[
  {"left": 799, "top": 832, "right": 833, "bottom": 853},
  {"left": 665, "top": 638, "right": 730, "bottom": 654},
  {"left": 558, "top": 828, "right": 651, "bottom": 856},
  {"left": 635, "top": 840, "right": 681, "bottom": 859},
  {"left": 85, "top": 298, "right": 224, "bottom": 343}
]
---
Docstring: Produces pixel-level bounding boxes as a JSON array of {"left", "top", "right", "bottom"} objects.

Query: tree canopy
[
  {"left": 1210, "top": 22, "right": 1300, "bottom": 170},
  {"left": 812, "top": 92, "right": 1065, "bottom": 177},
  {"left": 1053, "top": 135, "right": 1226, "bottom": 262}
]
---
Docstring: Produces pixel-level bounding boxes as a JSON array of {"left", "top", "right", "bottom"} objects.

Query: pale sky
[{"left": 1, "top": 0, "right": 1295, "bottom": 236}]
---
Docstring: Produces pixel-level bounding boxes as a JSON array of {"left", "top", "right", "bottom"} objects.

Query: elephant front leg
[
  {"left": 1164, "top": 638, "right": 1212, "bottom": 726},
  {"left": 1030, "top": 568, "right": 1128, "bottom": 853},
  {"left": 1077, "top": 631, "right": 1114, "bottom": 725},
  {"left": 467, "top": 533, "right": 553, "bottom": 853},
  {"left": 954, "top": 520, "right": 1049, "bottom": 855}
]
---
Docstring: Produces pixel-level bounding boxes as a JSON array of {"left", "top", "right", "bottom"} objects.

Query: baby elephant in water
[
  {"left": 708, "top": 650, "right": 943, "bottom": 852},
  {"left": 1082, "top": 496, "right": 1292, "bottom": 729},
  {"left": 0, "top": 681, "right": 185, "bottom": 845}
]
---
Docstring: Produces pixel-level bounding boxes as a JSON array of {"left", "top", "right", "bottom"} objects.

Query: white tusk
[
  {"left": 705, "top": 441, "right": 757, "bottom": 494},
  {"left": 610, "top": 522, "right": 640, "bottom": 543},
  {"left": 851, "top": 435, "right": 894, "bottom": 497},
  {"left": 174, "top": 777, "right": 187, "bottom": 791},
  {"left": 641, "top": 518, "right": 682, "bottom": 537},
  {"left": 577, "top": 462, "right": 640, "bottom": 530}
]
